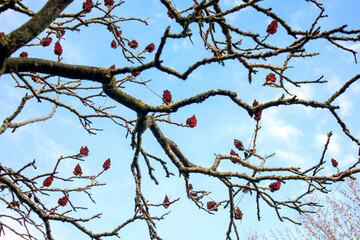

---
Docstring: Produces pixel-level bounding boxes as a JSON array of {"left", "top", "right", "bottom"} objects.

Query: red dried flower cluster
[
  {"left": 104, "top": 0, "right": 114, "bottom": 7},
  {"left": 83, "top": 0, "right": 93, "bottom": 13},
  {"left": 115, "top": 29, "right": 122, "bottom": 37},
  {"left": 111, "top": 40, "right": 117, "bottom": 48},
  {"left": 207, "top": 201, "right": 218, "bottom": 211},
  {"left": 73, "top": 163, "right": 82, "bottom": 176},
  {"left": 103, "top": 158, "right": 111, "bottom": 170},
  {"left": 60, "top": 30, "right": 65, "bottom": 37},
  {"left": 54, "top": 41, "right": 63, "bottom": 56},
  {"left": 40, "top": 37, "right": 52, "bottom": 47},
  {"left": 230, "top": 149, "right": 239, "bottom": 164},
  {"left": 19, "top": 52, "right": 28, "bottom": 57},
  {"left": 162, "top": 90, "right": 172, "bottom": 104},
  {"left": 186, "top": 115, "right": 197, "bottom": 128},
  {"left": 58, "top": 196, "right": 68, "bottom": 206},
  {"left": 234, "top": 207, "right": 243, "bottom": 220},
  {"left": 145, "top": 43, "right": 155, "bottom": 53},
  {"left": 331, "top": 158, "right": 338, "bottom": 167},
  {"left": 190, "top": 192, "right": 198, "bottom": 197},
  {"left": 269, "top": 181, "right": 281, "bottom": 192},
  {"left": 30, "top": 72, "right": 37, "bottom": 82},
  {"left": 109, "top": 64, "right": 115, "bottom": 70},
  {"left": 167, "top": 11, "right": 174, "bottom": 19},
  {"left": 132, "top": 71, "right": 141, "bottom": 77},
  {"left": 80, "top": 146, "right": 89, "bottom": 156},
  {"left": 234, "top": 139, "right": 244, "bottom": 151},
  {"left": 267, "top": 20, "right": 278, "bottom": 34},
  {"left": 128, "top": 40, "right": 138, "bottom": 49},
  {"left": 163, "top": 195, "right": 170, "bottom": 208},
  {"left": 188, "top": 184, "right": 198, "bottom": 197},
  {"left": 252, "top": 99, "right": 262, "bottom": 121},
  {"left": 7, "top": 201, "right": 20, "bottom": 209},
  {"left": 266, "top": 73, "right": 276, "bottom": 83},
  {"left": 43, "top": 176, "right": 54, "bottom": 187},
  {"left": 34, "top": 196, "right": 40, "bottom": 204},
  {"left": 0, "top": 32, "right": 5, "bottom": 39}
]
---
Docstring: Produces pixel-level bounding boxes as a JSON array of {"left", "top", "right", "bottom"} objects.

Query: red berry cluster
[
  {"left": 163, "top": 195, "right": 170, "bottom": 208},
  {"left": 43, "top": 175, "right": 54, "bottom": 187},
  {"left": 83, "top": 0, "right": 93, "bottom": 13},
  {"left": 54, "top": 41, "right": 63, "bottom": 56},
  {"left": 186, "top": 115, "right": 197, "bottom": 128},
  {"left": 234, "top": 139, "right": 244, "bottom": 151},
  {"left": 252, "top": 99, "right": 262, "bottom": 121},
  {"left": 40, "top": 37, "right": 52, "bottom": 47},
  {"left": 230, "top": 149, "right": 239, "bottom": 164},
  {"left": 58, "top": 196, "right": 68, "bottom": 206},
  {"left": 145, "top": 43, "right": 155, "bottom": 53},
  {"left": 132, "top": 71, "right": 141, "bottom": 77},
  {"left": 207, "top": 201, "right": 218, "bottom": 211},
  {"left": 7, "top": 201, "right": 20, "bottom": 209},
  {"left": 80, "top": 146, "right": 89, "bottom": 156},
  {"left": 111, "top": 40, "right": 117, "bottom": 48},
  {"left": 269, "top": 181, "right": 281, "bottom": 192},
  {"left": 188, "top": 183, "right": 199, "bottom": 197},
  {"left": 266, "top": 73, "right": 276, "bottom": 83},
  {"left": 73, "top": 163, "right": 82, "bottom": 176},
  {"left": 30, "top": 72, "right": 38, "bottom": 82},
  {"left": 128, "top": 40, "right": 138, "bottom": 49},
  {"left": 234, "top": 207, "right": 243, "bottom": 220},
  {"left": 267, "top": 20, "right": 278, "bottom": 34},
  {"left": 20, "top": 52, "right": 28, "bottom": 57},
  {"left": 104, "top": 0, "right": 114, "bottom": 7},
  {"left": 162, "top": 90, "right": 172, "bottom": 105},
  {"left": 103, "top": 158, "right": 111, "bottom": 170},
  {"left": 167, "top": 11, "right": 174, "bottom": 19},
  {"left": 331, "top": 158, "right": 338, "bottom": 167}
]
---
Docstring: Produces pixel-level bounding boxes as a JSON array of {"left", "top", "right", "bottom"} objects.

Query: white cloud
[
  {"left": 263, "top": 108, "right": 303, "bottom": 141},
  {"left": 275, "top": 149, "right": 311, "bottom": 166},
  {"left": 62, "top": 40, "right": 88, "bottom": 65},
  {"left": 314, "top": 133, "right": 341, "bottom": 156},
  {"left": 343, "top": 42, "right": 360, "bottom": 52},
  {"left": 171, "top": 39, "right": 191, "bottom": 52},
  {"left": 326, "top": 75, "right": 341, "bottom": 92},
  {"left": 338, "top": 98, "right": 354, "bottom": 116},
  {"left": 223, "top": 0, "right": 244, "bottom": 7},
  {"left": 0, "top": 10, "right": 29, "bottom": 32},
  {"left": 313, "top": 67, "right": 331, "bottom": 77},
  {"left": 350, "top": 82, "right": 360, "bottom": 93},
  {"left": 288, "top": 84, "right": 314, "bottom": 100},
  {"left": 268, "top": 124, "right": 303, "bottom": 142},
  {"left": 342, "top": 154, "right": 357, "bottom": 166},
  {"left": 327, "top": 42, "right": 359, "bottom": 63},
  {"left": 315, "top": 118, "right": 328, "bottom": 131},
  {"left": 290, "top": 10, "right": 305, "bottom": 30}
]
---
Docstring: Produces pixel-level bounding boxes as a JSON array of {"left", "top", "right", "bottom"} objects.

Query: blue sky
[{"left": 1, "top": 0, "right": 360, "bottom": 239}]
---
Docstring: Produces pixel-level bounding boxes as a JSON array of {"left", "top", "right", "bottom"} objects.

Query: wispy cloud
[
  {"left": 314, "top": 133, "right": 341, "bottom": 156},
  {"left": 338, "top": 97, "right": 354, "bottom": 117},
  {"left": 275, "top": 149, "right": 311, "bottom": 166},
  {"left": 171, "top": 39, "right": 191, "bottom": 52},
  {"left": 263, "top": 108, "right": 303, "bottom": 142}
]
